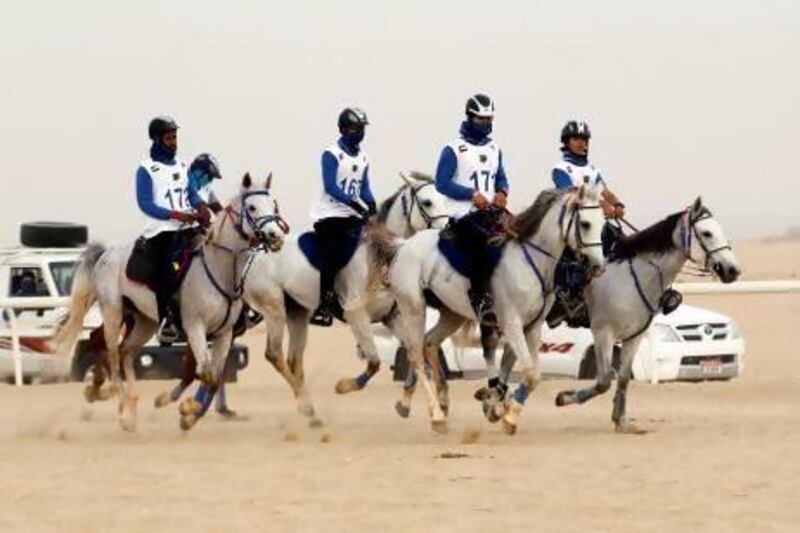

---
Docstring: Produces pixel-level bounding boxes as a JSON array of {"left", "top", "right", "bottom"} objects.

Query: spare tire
[{"left": 20, "top": 222, "right": 88, "bottom": 248}]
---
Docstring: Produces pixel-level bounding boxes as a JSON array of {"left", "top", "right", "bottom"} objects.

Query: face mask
[
  {"left": 467, "top": 119, "right": 492, "bottom": 139},
  {"left": 342, "top": 129, "right": 365, "bottom": 146}
]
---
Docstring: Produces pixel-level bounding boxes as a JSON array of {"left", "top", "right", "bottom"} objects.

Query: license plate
[{"left": 700, "top": 358, "right": 723, "bottom": 374}]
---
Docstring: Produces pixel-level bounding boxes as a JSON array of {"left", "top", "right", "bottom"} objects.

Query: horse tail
[
  {"left": 364, "top": 222, "right": 400, "bottom": 289},
  {"left": 53, "top": 242, "right": 105, "bottom": 356}
]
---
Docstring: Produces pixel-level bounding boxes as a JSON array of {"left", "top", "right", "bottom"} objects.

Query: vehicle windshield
[{"left": 49, "top": 261, "right": 77, "bottom": 296}]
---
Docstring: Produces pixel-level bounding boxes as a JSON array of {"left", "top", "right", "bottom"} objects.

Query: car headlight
[
  {"left": 652, "top": 324, "right": 681, "bottom": 342},
  {"left": 729, "top": 321, "right": 742, "bottom": 340}
]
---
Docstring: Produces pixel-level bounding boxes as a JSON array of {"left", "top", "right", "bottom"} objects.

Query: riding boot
[
  {"left": 469, "top": 290, "right": 497, "bottom": 328},
  {"left": 310, "top": 290, "right": 335, "bottom": 327}
]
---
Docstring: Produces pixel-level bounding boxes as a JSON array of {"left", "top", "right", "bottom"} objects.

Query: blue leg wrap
[
  {"left": 215, "top": 385, "right": 227, "bottom": 409},
  {"left": 513, "top": 383, "right": 530, "bottom": 404},
  {"left": 193, "top": 386, "right": 214, "bottom": 415},
  {"left": 355, "top": 372, "right": 371, "bottom": 390}
]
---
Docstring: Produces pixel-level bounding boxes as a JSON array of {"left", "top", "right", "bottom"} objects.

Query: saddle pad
[
  {"left": 125, "top": 238, "right": 195, "bottom": 293},
  {"left": 298, "top": 226, "right": 363, "bottom": 272},
  {"left": 437, "top": 235, "right": 504, "bottom": 279}
]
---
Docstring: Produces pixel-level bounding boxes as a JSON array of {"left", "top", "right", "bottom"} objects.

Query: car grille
[
  {"left": 674, "top": 322, "right": 728, "bottom": 342},
  {"left": 681, "top": 354, "right": 736, "bottom": 365}
]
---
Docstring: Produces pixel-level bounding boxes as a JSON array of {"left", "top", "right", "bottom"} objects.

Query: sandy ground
[{"left": 1, "top": 240, "right": 799, "bottom": 532}]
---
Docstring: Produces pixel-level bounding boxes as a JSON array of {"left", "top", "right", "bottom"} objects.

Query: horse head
[
  {"left": 564, "top": 182, "right": 605, "bottom": 269},
  {"left": 683, "top": 197, "right": 740, "bottom": 283},
  {"left": 401, "top": 171, "right": 450, "bottom": 231},
  {"left": 236, "top": 172, "right": 289, "bottom": 252}
]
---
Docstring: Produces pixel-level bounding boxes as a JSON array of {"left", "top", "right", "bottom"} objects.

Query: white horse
[
  {"left": 230, "top": 172, "right": 451, "bottom": 425},
  {"left": 548, "top": 197, "right": 741, "bottom": 433},
  {"left": 388, "top": 185, "right": 607, "bottom": 434},
  {"left": 54, "top": 174, "right": 287, "bottom": 432}
]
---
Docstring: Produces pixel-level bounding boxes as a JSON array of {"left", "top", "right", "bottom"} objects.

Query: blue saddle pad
[
  {"left": 437, "top": 235, "right": 503, "bottom": 279},
  {"left": 298, "top": 226, "right": 363, "bottom": 271}
]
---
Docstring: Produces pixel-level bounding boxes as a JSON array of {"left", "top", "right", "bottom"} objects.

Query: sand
[{"left": 1, "top": 239, "right": 799, "bottom": 532}]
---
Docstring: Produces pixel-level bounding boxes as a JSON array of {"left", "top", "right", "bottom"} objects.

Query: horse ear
[
  {"left": 265, "top": 171, "right": 273, "bottom": 190},
  {"left": 398, "top": 172, "right": 413, "bottom": 187},
  {"left": 578, "top": 184, "right": 586, "bottom": 200},
  {"left": 691, "top": 196, "right": 703, "bottom": 214},
  {"left": 242, "top": 172, "right": 252, "bottom": 189}
]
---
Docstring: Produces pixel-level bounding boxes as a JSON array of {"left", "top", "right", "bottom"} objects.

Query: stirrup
[
  {"left": 158, "top": 318, "right": 181, "bottom": 345},
  {"left": 310, "top": 307, "right": 333, "bottom": 327},
  {"left": 660, "top": 288, "right": 683, "bottom": 315}
]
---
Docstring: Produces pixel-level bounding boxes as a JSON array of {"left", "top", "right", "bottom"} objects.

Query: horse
[
  {"left": 546, "top": 197, "right": 741, "bottom": 433},
  {"left": 388, "top": 184, "right": 607, "bottom": 434},
  {"left": 54, "top": 173, "right": 288, "bottom": 432},
  {"left": 149, "top": 172, "right": 452, "bottom": 420}
]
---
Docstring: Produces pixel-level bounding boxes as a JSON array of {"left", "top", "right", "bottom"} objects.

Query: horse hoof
[
  {"left": 154, "top": 391, "right": 173, "bottom": 408},
  {"left": 178, "top": 399, "right": 202, "bottom": 417},
  {"left": 483, "top": 402, "right": 501, "bottom": 423},
  {"left": 615, "top": 421, "right": 647, "bottom": 435},
  {"left": 216, "top": 407, "right": 238, "bottom": 420},
  {"left": 501, "top": 417, "right": 517, "bottom": 436},
  {"left": 431, "top": 419, "right": 448, "bottom": 434},
  {"left": 180, "top": 414, "right": 199, "bottom": 431},
  {"left": 394, "top": 401, "right": 411, "bottom": 419},
  {"left": 84, "top": 385, "right": 98, "bottom": 403},
  {"left": 474, "top": 387, "right": 489, "bottom": 401},
  {"left": 440, "top": 403, "right": 450, "bottom": 417},
  {"left": 334, "top": 378, "right": 359, "bottom": 395},
  {"left": 119, "top": 416, "right": 137, "bottom": 433},
  {"left": 555, "top": 391, "right": 573, "bottom": 407},
  {"left": 309, "top": 417, "right": 324, "bottom": 429}
]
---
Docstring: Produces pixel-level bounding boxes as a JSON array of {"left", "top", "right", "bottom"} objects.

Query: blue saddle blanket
[
  {"left": 298, "top": 226, "right": 363, "bottom": 271},
  {"left": 437, "top": 235, "right": 503, "bottom": 279}
]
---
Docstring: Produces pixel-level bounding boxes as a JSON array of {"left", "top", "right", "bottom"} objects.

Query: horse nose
[{"left": 727, "top": 264, "right": 741, "bottom": 282}]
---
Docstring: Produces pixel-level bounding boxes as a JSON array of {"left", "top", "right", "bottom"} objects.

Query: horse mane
[
  {"left": 377, "top": 185, "right": 405, "bottom": 223},
  {"left": 509, "top": 188, "right": 569, "bottom": 242},
  {"left": 362, "top": 221, "right": 399, "bottom": 290},
  {"left": 612, "top": 212, "right": 682, "bottom": 261}
]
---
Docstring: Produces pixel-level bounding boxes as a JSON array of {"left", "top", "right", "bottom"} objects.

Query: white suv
[{"left": 374, "top": 304, "right": 745, "bottom": 384}]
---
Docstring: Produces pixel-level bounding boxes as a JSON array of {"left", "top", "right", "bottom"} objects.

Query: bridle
[
  {"left": 678, "top": 206, "right": 731, "bottom": 272},
  {"left": 401, "top": 181, "right": 450, "bottom": 229},
  {"left": 225, "top": 190, "right": 290, "bottom": 247},
  {"left": 558, "top": 191, "right": 604, "bottom": 254},
  {"left": 199, "top": 190, "right": 290, "bottom": 337}
]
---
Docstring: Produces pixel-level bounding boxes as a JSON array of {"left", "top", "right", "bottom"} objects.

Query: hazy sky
[{"left": 1, "top": 0, "right": 798, "bottom": 245}]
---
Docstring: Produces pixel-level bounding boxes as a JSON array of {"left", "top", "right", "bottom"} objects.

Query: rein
[{"left": 401, "top": 182, "right": 450, "bottom": 229}]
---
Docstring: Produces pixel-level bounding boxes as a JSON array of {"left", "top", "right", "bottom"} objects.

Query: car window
[
  {"left": 8, "top": 267, "right": 50, "bottom": 297},
  {"left": 49, "top": 261, "right": 77, "bottom": 296}
]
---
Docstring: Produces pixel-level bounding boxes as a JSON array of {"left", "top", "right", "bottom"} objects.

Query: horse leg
[
  {"left": 613, "top": 335, "right": 648, "bottom": 434},
  {"left": 335, "top": 308, "right": 381, "bottom": 394},
  {"left": 472, "top": 324, "right": 506, "bottom": 423},
  {"left": 155, "top": 345, "right": 197, "bottom": 408},
  {"left": 114, "top": 311, "right": 156, "bottom": 432},
  {"left": 98, "top": 303, "right": 130, "bottom": 430},
  {"left": 555, "top": 329, "right": 616, "bottom": 407},
  {"left": 500, "top": 320, "right": 543, "bottom": 435},
  {"left": 83, "top": 325, "right": 113, "bottom": 403},
  {"left": 180, "top": 329, "right": 231, "bottom": 431},
  {"left": 262, "top": 307, "right": 299, "bottom": 396},
  {"left": 214, "top": 350, "right": 238, "bottom": 419},
  {"left": 422, "top": 309, "right": 465, "bottom": 417},
  {"left": 286, "top": 308, "right": 321, "bottom": 427}
]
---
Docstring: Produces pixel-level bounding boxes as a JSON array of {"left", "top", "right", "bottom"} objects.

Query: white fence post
[{"left": 1, "top": 308, "right": 24, "bottom": 387}]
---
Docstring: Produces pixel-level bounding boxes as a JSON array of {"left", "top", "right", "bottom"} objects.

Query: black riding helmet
[
  {"left": 148, "top": 116, "right": 179, "bottom": 141},
  {"left": 465, "top": 93, "right": 495, "bottom": 118},
  {"left": 560, "top": 120, "right": 591, "bottom": 144},
  {"left": 189, "top": 153, "right": 222, "bottom": 180},
  {"left": 338, "top": 107, "right": 369, "bottom": 133}
]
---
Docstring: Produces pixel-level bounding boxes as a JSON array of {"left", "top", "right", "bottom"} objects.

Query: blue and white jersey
[
  {"left": 136, "top": 156, "right": 193, "bottom": 238},
  {"left": 551, "top": 154, "right": 605, "bottom": 190},
  {"left": 311, "top": 142, "right": 370, "bottom": 220},
  {"left": 441, "top": 139, "right": 502, "bottom": 217}
]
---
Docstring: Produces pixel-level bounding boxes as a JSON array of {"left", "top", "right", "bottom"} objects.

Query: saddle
[
  {"left": 298, "top": 226, "right": 363, "bottom": 272},
  {"left": 126, "top": 232, "right": 198, "bottom": 294},
  {"left": 437, "top": 210, "right": 506, "bottom": 279}
]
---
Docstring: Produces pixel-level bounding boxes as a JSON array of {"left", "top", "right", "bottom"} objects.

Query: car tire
[{"left": 20, "top": 222, "right": 88, "bottom": 248}]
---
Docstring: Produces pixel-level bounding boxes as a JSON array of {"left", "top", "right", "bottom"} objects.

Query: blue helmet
[{"left": 189, "top": 153, "right": 221, "bottom": 181}]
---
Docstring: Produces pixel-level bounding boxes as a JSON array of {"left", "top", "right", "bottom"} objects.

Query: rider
[
  {"left": 435, "top": 93, "right": 509, "bottom": 326},
  {"left": 309, "top": 107, "right": 377, "bottom": 326},
  {"left": 134, "top": 116, "right": 204, "bottom": 326},
  {"left": 547, "top": 120, "right": 682, "bottom": 327}
]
